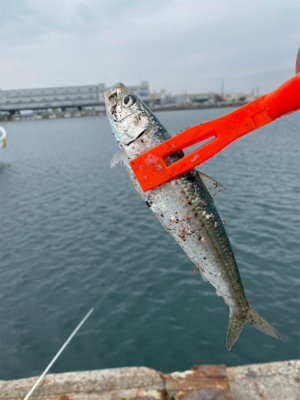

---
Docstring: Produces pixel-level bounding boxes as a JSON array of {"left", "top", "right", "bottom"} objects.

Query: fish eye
[{"left": 122, "top": 95, "right": 136, "bottom": 107}]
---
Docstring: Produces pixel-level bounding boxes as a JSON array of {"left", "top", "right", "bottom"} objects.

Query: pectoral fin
[{"left": 110, "top": 148, "right": 127, "bottom": 168}]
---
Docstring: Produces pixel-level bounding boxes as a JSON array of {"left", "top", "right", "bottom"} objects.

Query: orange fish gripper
[{"left": 129, "top": 73, "right": 300, "bottom": 192}]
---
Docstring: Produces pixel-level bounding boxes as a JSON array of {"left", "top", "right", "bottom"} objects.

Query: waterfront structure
[
  {"left": 0, "top": 81, "right": 150, "bottom": 114},
  {"left": 222, "top": 92, "right": 246, "bottom": 102},
  {"left": 0, "top": 80, "right": 252, "bottom": 119},
  {"left": 169, "top": 92, "right": 216, "bottom": 106},
  {"left": 169, "top": 91, "right": 253, "bottom": 106},
  {"left": 0, "top": 361, "right": 298, "bottom": 400}
]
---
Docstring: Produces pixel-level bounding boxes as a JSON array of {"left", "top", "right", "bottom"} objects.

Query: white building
[
  {"left": 0, "top": 84, "right": 102, "bottom": 111},
  {"left": 222, "top": 92, "right": 246, "bottom": 102},
  {"left": 0, "top": 81, "right": 150, "bottom": 112}
]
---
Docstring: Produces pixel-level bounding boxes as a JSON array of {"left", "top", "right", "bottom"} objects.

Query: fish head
[{"left": 105, "top": 83, "right": 151, "bottom": 146}]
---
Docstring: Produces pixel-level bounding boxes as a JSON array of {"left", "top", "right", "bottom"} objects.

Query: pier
[{"left": 0, "top": 360, "right": 299, "bottom": 400}]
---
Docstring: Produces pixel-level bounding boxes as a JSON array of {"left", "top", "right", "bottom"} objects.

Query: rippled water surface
[{"left": 0, "top": 108, "right": 299, "bottom": 380}]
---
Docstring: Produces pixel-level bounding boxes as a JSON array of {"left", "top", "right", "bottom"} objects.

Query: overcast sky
[{"left": 0, "top": 0, "right": 299, "bottom": 95}]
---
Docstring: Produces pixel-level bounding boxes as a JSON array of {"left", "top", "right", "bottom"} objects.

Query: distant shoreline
[
  {"left": 152, "top": 100, "right": 247, "bottom": 112},
  {"left": 0, "top": 101, "right": 247, "bottom": 122}
]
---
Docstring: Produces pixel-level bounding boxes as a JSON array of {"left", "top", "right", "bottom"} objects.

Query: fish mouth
[
  {"left": 104, "top": 83, "right": 124, "bottom": 105},
  {"left": 107, "top": 91, "right": 118, "bottom": 101},
  {"left": 109, "top": 103, "right": 117, "bottom": 120},
  {"left": 107, "top": 92, "right": 119, "bottom": 118},
  {"left": 105, "top": 89, "right": 119, "bottom": 120},
  {"left": 105, "top": 83, "right": 129, "bottom": 121}
]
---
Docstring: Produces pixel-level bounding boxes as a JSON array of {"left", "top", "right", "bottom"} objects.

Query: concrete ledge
[
  {"left": 0, "top": 360, "right": 299, "bottom": 400},
  {"left": 227, "top": 359, "right": 300, "bottom": 400},
  {"left": 164, "top": 364, "right": 232, "bottom": 399},
  {"left": 0, "top": 367, "right": 165, "bottom": 400}
]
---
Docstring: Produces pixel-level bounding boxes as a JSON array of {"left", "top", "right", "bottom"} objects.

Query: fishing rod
[{"left": 23, "top": 274, "right": 123, "bottom": 400}]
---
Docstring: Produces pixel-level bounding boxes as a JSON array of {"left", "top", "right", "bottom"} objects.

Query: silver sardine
[{"left": 105, "top": 83, "right": 280, "bottom": 350}]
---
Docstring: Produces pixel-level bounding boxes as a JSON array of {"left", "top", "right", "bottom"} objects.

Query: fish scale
[
  {"left": 180, "top": 177, "right": 235, "bottom": 276},
  {"left": 191, "top": 182, "right": 240, "bottom": 292},
  {"left": 105, "top": 82, "right": 281, "bottom": 350}
]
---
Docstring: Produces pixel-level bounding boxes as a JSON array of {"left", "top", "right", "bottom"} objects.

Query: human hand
[{"left": 296, "top": 47, "right": 300, "bottom": 74}]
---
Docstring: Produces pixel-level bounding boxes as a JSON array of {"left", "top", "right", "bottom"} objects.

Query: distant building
[
  {"left": 173, "top": 93, "right": 189, "bottom": 105},
  {"left": 0, "top": 84, "right": 102, "bottom": 112},
  {"left": 0, "top": 81, "right": 150, "bottom": 113},
  {"left": 150, "top": 89, "right": 170, "bottom": 107},
  {"left": 188, "top": 93, "right": 215, "bottom": 104},
  {"left": 222, "top": 92, "right": 246, "bottom": 102},
  {"left": 0, "top": 81, "right": 251, "bottom": 117},
  {"left": 173, "top": 91, "right": 251, "bottom": 105},
  {"left": 171, "top": 92, "right": 215, "bottom": 106}
]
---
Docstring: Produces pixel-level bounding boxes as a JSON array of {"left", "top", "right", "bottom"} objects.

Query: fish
[{"left": 104, "top": 83, "right": 280, "bottom": 350}]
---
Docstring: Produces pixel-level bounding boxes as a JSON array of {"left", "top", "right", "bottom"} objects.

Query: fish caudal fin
[
  {"left": 226, "top": 309, "right": 246, "bottom": 351},
  {"left": 246, "top": 304, "right": 281, "bottom": 340},
  {"left": 226, "top": 304, "right": 280, "bottom": 351}
]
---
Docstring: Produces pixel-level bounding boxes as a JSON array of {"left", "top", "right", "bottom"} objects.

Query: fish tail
[
  {"left": 226, "top": 308, "right": 246, "bottom": 351},
  {"left": 245, "top": 304, "right": 281, "bottom": 340},
  {"left": 226, "top": 304, "right": 280, "bottom": 351}
]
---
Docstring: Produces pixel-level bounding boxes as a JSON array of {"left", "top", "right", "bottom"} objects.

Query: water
[{"left": 0, "top": 108, "right": 299, "bottom": 380}]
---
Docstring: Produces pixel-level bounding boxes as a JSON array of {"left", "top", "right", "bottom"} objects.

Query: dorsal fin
[
  {"left": 197, "top": 171, "right": 226, "bottom": 197},
  {"left": 110, "top": 148, "right": 127, "bottom": 168}
]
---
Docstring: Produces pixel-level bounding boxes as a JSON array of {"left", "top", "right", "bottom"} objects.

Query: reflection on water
[{"left": 0, "top": 109, "right": 299, "bottom": 380}]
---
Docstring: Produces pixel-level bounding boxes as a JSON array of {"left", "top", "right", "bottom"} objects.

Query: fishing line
[{"left": 24, "top": 274, "right": 124, "bottom": 400}]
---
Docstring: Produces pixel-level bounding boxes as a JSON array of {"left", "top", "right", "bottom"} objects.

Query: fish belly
[{"left": 126, "top": 163, "right": 246, "bottom": 311}]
